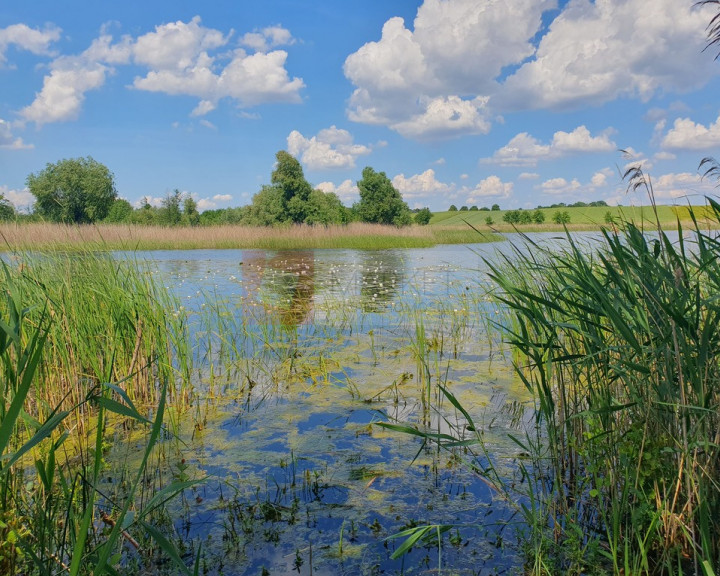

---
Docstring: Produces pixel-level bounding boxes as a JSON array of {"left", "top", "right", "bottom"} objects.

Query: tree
[
  {"left": 355, "top": 167, "right": 412, "bottom": 226},
  {"left": 183, "top": 195, "right": 200, "bottom": 226},
  {"left": 104, "top": 198, "right": 133, "bottom": 223},
  {"left": 491, "top": 204, "right": 500, "bottom": 211},
  {"left": 485, "top": 216, "right": 494, "bottom": 226},
  {"left": 27, "top": 156, "right": 117, "bottom": 223},
  {"left": 159, "top": 190, "right": 183, "bottom": 226},
  {"left": 532, "top": 209, "right": 545, "bottom": 224},
  {"left": 448, "top": 205, "right": 458, "bottom": 211},
  {"left": 552, "top": 210, "right": 571, "bottom": 224},
  {"left": 414, "top": 207, "right": 432, "bottom": 225},
  {"left": 272, "top": 151, "right": 313, "bottom": 223},
  {"left": 0, "top": 194, "right": 15, "bottom": 221}
]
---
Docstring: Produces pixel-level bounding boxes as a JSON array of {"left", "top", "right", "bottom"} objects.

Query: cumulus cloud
[
  {"left": 315, "top": 179, "right": 359, "bottom": 204},
  {"left": 344, "top": 0, "right": 552, "bottom": 139},
  {"left": 465, "top": 175, "right": 513, "bottom": 204},
  {"left": 344, "top": 0, "right": 715, "bottom": 137},
  {"left": 0, "top": 185, "right": 34, "bottom": 210},
  {"left": 661, "top": 114, "right": 720, "bottom": 150},
  {"left": 0, "top": 119, "right": 32, "bottom": 149},
  {"left": 196, "top": 194, "right": 233, "bottom": 211},
  {"left": 536, "top": 167, "right": 615, "bottom": 199},
  {"left": 392, "top": 169, "right": 453, "bottom": 201},
  {"left": 131, "top": 18, "right": 303, "bottom": 110},
  {"left": 287, "top": 126, "right": 372, "bottom": 170},
  {"left": 0, "top": 23, "right": 61, "bottom": 66},
  {"left": 500, "top": 0, "right": 715, "bottom": 109},
  {"left": 241, "top": 26, "right": 295, "bottom": 53},
  {"left": 650, "top": 172, "right": 717, "bottom": 201},
  {"left": 20, "top": 17, "right": 303, "bottom": 125},
  {"left": 484, "top": 126, "right": 616, "bottom": 166}
]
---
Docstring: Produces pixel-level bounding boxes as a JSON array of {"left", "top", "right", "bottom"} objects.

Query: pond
[{"left": 110, "top": 233, "right": 597, "bottom": 575}]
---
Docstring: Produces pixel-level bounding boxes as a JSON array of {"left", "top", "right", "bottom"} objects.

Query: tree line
[{"left": 0, "top": 152, "right": 434, "bottom": 227}]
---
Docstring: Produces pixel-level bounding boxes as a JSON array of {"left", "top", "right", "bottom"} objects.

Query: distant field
[{"left": 430, "top": 205, "right": 712, "bottom": 230}]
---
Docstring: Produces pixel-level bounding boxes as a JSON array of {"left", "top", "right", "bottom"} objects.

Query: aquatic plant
[{"left": 487, "top": 173, "right": 720, "bottom": 574}]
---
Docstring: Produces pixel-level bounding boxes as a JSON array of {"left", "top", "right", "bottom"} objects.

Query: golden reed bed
[{"left": 0, "top": 222, "right": 493, "bottom": 251}]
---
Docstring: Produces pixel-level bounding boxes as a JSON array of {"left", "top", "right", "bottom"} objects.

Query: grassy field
[
  {"left": 0, "top": 221, "right": 502, "bottom": 251},
  {"left": 430, "top": 204, "right": 712, "bottom": 231}
]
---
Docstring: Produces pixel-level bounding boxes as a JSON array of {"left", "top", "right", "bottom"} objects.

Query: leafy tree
[
  {"left": 273, "top": 151, "right": 313, "bottom": 222},
  {"left": 503, "top": 210, "right": 520, "bottom": 224},
  {"left": 518, "top": 210, "right": 533, "bottom": 224},
  {"left": 459, "top": 205, "right": 468, "bottom": 211},
  {"left": 26, "top": 156, "right": 117, "bottom": 223},
  {"left": 159, "top": 190, "right": 183, "bottom": 226},
  {"left": 532, "top": 209, "right": 546, "bottom": 224},
  {"left": 414, "top": 207, "right": 432, "bottom": 225},
  {"left": 0, "top": 194, "right": 15, "bottom": 221},
  {"left": 552, "top": 210, "right": 571, "bottom": 224},
  {"left": 183, "top": 195, "right": 200, "bottom": 226},
  {"left": 104, "top": 198, "right": 133, "bottom": 223},
  {"left": 355, "top": 167, "right": 412, "bottom": 226},
  {"left": 491, "top": 204, "right": 500, "bottom": 211},
  {"left": 303, "top": 189, "right": 348, "bottom": 225},
  {"left": 244, "top": 185, "right": 288, "bottom": 226},
  {"left": 485, "top": 216, "right": 494, "bottom": 226},
  {"left": 469, "top": 205, "right": 478, "bottom": 211},
  {"left": 448, "top": 205, "right": 458, "bottom": 211}
]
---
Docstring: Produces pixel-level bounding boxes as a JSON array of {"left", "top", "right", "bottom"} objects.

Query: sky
[{"left": 2, "top": 0, "right": 720, "bottom": 213}]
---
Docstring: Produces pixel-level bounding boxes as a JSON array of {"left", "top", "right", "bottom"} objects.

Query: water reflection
[
  {"left": 240, "top": 250, "right": 316, "bottom": 327},
  {"left": 358, "top": 251, "right": 404, "bottom": 312}
]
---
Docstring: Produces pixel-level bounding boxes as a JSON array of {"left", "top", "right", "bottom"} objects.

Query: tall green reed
[
  {"left": 488, "top": 178, "right": 720, "bottom": 574},
  {"left": 0, "top": 254, "right": 200, "bottom": 575}
]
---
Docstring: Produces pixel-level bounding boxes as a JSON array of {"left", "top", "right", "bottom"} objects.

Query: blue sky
[{"left": 2, "top": 0, "right": 720, "bottom": 213}]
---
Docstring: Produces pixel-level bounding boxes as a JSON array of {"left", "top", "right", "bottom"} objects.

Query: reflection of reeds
[{"left": 0, "top": 222, "right": 500, "bottom": 251}]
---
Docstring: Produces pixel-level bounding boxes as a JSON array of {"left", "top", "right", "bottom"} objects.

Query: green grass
[
  {"left": 485, "top": 194, "right": 720, "bottom": 574},
  {"left": 0, "top": 255, "right": 199, "bottom": 575},
  {"left": 430, "top": 205, "right": 705, "bottom": 230}
]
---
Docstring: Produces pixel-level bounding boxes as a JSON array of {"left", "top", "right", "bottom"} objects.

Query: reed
[
  {"left": 0, "top": 222, "right": 501, "bottom": 251},
  {"left": 488, "top": 179, "right": 720, "bottom": 573},
  {"left": 0, "top": 262, "right": 199, "bottom": 576}
]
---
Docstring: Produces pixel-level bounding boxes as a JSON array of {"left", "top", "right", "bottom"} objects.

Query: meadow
[{"left": 429, "top": 204, "right": 711, "bottom": 231}]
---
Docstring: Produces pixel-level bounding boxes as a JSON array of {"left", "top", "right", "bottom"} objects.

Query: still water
[{"left": 113, "top": 233, "right": 598, "bottom": 575}]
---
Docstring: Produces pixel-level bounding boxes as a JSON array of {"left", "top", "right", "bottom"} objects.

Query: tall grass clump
[
  {"left": 0, "top": 261, "right": 200, "bottom": 575},
  {"left": 489, "top": 175, "right": 720, "bottom": 574},
  {"left": 3, "top": 250, "right": 192, "bottom": 415}
]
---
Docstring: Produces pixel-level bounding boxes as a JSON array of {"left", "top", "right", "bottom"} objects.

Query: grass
[
  {"left": 485, "top": 182, "right": 720, "bottom": 574},
  {"left": 431, "top": 204, "right": 712, "bottom": 231},
  {"left": 0, "top": 222, "right": 501, "bottom": 251},
  {"left": 0, "top": 256, "right": 200, "bottom": 575}
]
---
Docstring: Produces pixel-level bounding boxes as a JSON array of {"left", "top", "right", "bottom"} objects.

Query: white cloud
[
  {"left": 21, "top": 17, "right": 304, "bottom": 125},
  {"left": 484, "top": 126, "right": 615, "bottom": 166},
  {"left": 650, "top": 172, "right": 717, "bottom": 201},
  {"left": 0, "top": 185, "right": 34, "bottom": 209},
  {"left": 500, "top": 0, "right": 715, "bottom": 109},
  {"left": 540, "top": 177, "right": 582, "bottom": 195},
  {"left": 465, "top": 175, "right": 513, "bottom": 203},
  {"left": 0, "top": 23, "right": 61, "bottom": 66},
  {"left": 654, "top": 151, "right": 676, "bottom": 161},
  {"left": 392, "top": 169, "right": 453, "bottom": 201},
  {"left": 21, "top": 59, "right": 110, "bottom": 125},
  {"left": 0, "top": 119, "right": 32, "bottom": 149},
  {"left": 132, "top": 17, "right": 303, "bottom": 110},
  {"left": 519, "top": 172, "right": 539, "bottom": 180},
  {"left": 345, "top": 0, "right": 716, "bottom": 136},
  {"left": 343, "top": 0, "right": 552, "bottom": 139},
  {"left": 213, "top": 194, "right": 233, "bottom": 202},
  {"left": 535, "top": 167, "right": 615, "bottom": 200},
  {"left": 287, "top": 126, "right": 372, "bottom": 170},
  {"left": 316, "top": 179, "right": 359, "bottom": 204},
  {"left": 241, "top": 26, "right": 295, "bottom": 53},
  {"left": 390, "top": 95, "right": 491, "bottom": 140},
  {"left": 433, "top": 158, "right": 446, "bottom": 165},
  {"left": 662, "top": 114, "right": 720, "bottom": 150}
]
